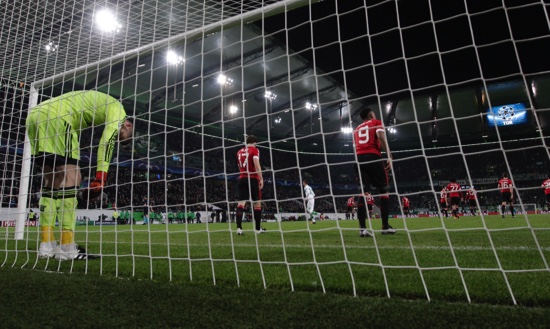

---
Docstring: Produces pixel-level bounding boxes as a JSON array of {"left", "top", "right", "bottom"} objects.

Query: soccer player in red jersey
[
  {"left": 440, "top": 187, "right": 449, "bottom": 218},
  {"left": 236, "top": 135, "right": 265, "bottom": 235},
  {"left": 541, "top": 175, "right": 550, "bottom": 210},
  {"left": 366, "top": 192, "right": 375, "bottom": 219},
  {"left": 446, "top": 178, "right": 462, "bottom": 219},
  {"left": 466, "top": 187, "right": 477, "bottom": 216},
  {"left": 346, "top": 196, "right": 355, "bottom": 220},
  {"left": 353, "top": 108, "right": 394, "bottom": 237},
  {"left": 401, "top": 196, "right": 410, "bottom": 216},
  {"left": 498, "top": 172, "right": 515, "bottom": 218}
]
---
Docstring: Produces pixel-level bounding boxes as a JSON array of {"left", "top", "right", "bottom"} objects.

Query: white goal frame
[{"left": 14, "top": 0, "right": 317, "bottom": 240}]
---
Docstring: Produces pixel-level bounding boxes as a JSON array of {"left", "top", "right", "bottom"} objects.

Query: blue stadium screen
[{"left": 487, "top": 103, "right": 528, "bottom": 127}]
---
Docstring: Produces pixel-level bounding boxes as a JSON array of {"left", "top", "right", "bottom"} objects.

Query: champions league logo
[
  {"left": 497, "top": 105, "right": 515, "bottom": 125},
  {"left": 487, "top": 103, "right": 527, "bottom": 127}
]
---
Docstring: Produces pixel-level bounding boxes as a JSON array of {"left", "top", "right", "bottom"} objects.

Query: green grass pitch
[{"left": 2, "top": 214, "right": 549, "bottom": 306}]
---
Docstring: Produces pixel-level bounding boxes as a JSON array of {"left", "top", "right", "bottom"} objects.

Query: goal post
[
  {"left": 1, "top": 0, "right": 550, "bottom": 307},
  {"left": 17, "top": 0, "right": 316, "bottom": 239}
]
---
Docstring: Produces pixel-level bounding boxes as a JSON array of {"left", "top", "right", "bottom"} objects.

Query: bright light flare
[
  {"left": 95, "top": 9, "right": 122, "bottom": 33},
  {"left": 167, "top": 50, "right": 184, "bottom": 65}
]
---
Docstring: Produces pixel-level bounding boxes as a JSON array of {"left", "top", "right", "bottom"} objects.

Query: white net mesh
[{"left": 1, "top": 0, "right": 550, "bottom": 305}]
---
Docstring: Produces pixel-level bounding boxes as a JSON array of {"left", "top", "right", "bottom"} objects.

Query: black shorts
[
  {"left": 238, "top": 177, "right": 261, "bottom": 202},
  {"left": 347, "top": 206, "right": 354, "bottom": 212},
  {"left": 546, "top": 194, "right": 550, "bottom": 203},
  {"left": 501, "top": 192, "right": 512, "bottom": 203},
  {"left": 403, "top": 206, "right": 409, "bottom": 211},
  {"left": 367, "top": 204, "right": 373, "bottom": 211},
  {"left": 468, "top": 199, "right": 476, "bottom": 207},
  {"left": 450, "top": 197, "right": 461, "bottom": 206},
  {"left": 355, "top": 154, "right": 388, "bottom": 194},
  {"left": 440, "top": 201, "right": 447, "bottom": 209},
  {"left": 34, "top": 152, "right": 79, "bottom": 168}
]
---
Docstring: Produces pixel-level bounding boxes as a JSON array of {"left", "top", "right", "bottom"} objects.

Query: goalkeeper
[{"left": 26, "top": 90, "right": 133, "bottom": 260}]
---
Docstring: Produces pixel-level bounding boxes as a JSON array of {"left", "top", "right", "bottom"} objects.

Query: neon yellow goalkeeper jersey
[{"left": 30, "top": 90, "right": 127, "bottom": 173}]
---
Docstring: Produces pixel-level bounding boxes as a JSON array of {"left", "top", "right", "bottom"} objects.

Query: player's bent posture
[
  {"left": 26, "top": 90, "right": 133, "bottom": 260},
  {"left": 401, "top": 196, "right": 410, "bottom": 216},
  {"left": 235, "top": 135, "right": 265, "bottom": 235},
  {"left": 446, "top": 178, "right": 462, "bottom": 220},
  {"left": 440, "top": 187, "right": 449, "bottom": 218},
  {"left": 498, "top": 172, "right": 515, "bottom": 218},
  {"left": 303, "top": 180, "right": 316, "bottom": 224},
  {"left": 541, "top": 175, "right": 550, "bottom": 210},
  {"left": 353, "top": 108, "right": 395, "bottom": 237},
  {"left": 466, "top": 187, "right": 477, "bottom": 216}
]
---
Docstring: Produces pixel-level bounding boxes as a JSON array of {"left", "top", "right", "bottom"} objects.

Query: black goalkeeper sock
[
  {"left": 509, "top": 205, "right": 514, "bottom": 216},
  {"left": 501, "top": 205, "right": 506, "bottom": 215}
]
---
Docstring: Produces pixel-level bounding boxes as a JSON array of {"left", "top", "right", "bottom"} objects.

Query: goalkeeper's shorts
[{"left": 26, "top": 110, "right": 80, "bottom": 167}]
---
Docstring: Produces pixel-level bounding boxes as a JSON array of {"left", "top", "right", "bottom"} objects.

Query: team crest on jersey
[{"left": 39, "top": 205, "right": 46, "bottom": 212}]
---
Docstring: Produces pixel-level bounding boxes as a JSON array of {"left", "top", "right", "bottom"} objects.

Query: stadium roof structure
[{"left": 2, "top": 0, "right": 550, "bottom": 154}]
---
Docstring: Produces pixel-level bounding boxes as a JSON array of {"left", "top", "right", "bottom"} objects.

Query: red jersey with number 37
[
  {"left": 353, "top": 119, "right": 384, "bottom": 156},
  {"left": 542, "top": 179, "right": 550, "bottom": 195},
  {"left": 446, "top": 182, "right": 461, "bottom": 198},
  {"left": 237, "top": 145, "right": 260, "bottom": 179},
  {"left": 402, "top": 197, "right": 410, "bottom": 207}
]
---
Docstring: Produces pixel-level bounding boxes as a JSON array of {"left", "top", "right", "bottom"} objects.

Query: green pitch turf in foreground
[{"left": 1, "top": 214, "right": 549, "bottom": 306}]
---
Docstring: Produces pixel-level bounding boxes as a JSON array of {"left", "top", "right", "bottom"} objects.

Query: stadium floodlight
[
  {"left": 217, "top": 74, "right": 233, "bottom": 86},
  {"left": 228, "top": 105, "right": 238, "bottom": 114},
  {"left": 387, "top": 127, "right": 397, "bottom": 134},
  {"left": 167, "top": 50, "right": 184, "bottom": 65},
  {"left": 44, "top": 41, "right": 58, "bottom": 52},
  {"left": 264, "top": 91, "right": 277, "bottom": 100},
  {"left": 274, "top": 116, "right": 282, "bottom": 124},
  {"left": 95, "top": 9, "right": 122, "bottom": 33},
  {"left": 341, "top": 127, "right": 353, "bottom": 134},
  {"left": 305, "top": 102, "right": 317, "bottom": 110}
]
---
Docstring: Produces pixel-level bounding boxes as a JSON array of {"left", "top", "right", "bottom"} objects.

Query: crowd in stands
[{"left": 3, "top": 135, "right": 548, "bottom": 217}]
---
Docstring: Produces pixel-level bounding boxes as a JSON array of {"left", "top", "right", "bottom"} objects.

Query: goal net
[{"left": 1, "top": 0, "right": 549, "bottom": 305}]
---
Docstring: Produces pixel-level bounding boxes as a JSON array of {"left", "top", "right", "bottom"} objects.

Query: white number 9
[{"left": 358, "top": 127, "right": 369, "bottom": 144}]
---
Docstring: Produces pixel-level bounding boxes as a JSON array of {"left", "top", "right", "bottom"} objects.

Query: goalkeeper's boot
[
  {"left": 38, "top": 241, "right": 59, "bottom": 258},
  {"left": 381, "top": 226, "right": 397, "bottom": 235},
  {"left": 237, "top": 228, "right": 244, "bottom": 235},
  {"left": 56, "top": 243, "right": 100, "bottom": 260},
  {"left": 360, "top": 229, "right": 373, "bottom": 238},
  {"left": 255, "top": 227, "right": 267, "bottom": 234}
]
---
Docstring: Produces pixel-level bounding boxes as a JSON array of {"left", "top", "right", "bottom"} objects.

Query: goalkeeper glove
[
  {"left": 90, "top": 171, "right": 108, "bottom": 192},
  {"left": 79, "top": 171, "right": 108, "bottom": 201}
]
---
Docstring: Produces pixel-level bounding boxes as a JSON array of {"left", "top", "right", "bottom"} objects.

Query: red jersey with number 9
[
  {"left": 237, "top": 145, "right": 260, "bottom": 179},
  {"left": 353, "top": 119, "right": 384, "bottom": 156}
]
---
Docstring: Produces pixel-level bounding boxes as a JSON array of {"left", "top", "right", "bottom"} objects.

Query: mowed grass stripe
[{"left": 1, "top": 214, "right": 549, "bottom": 305}]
